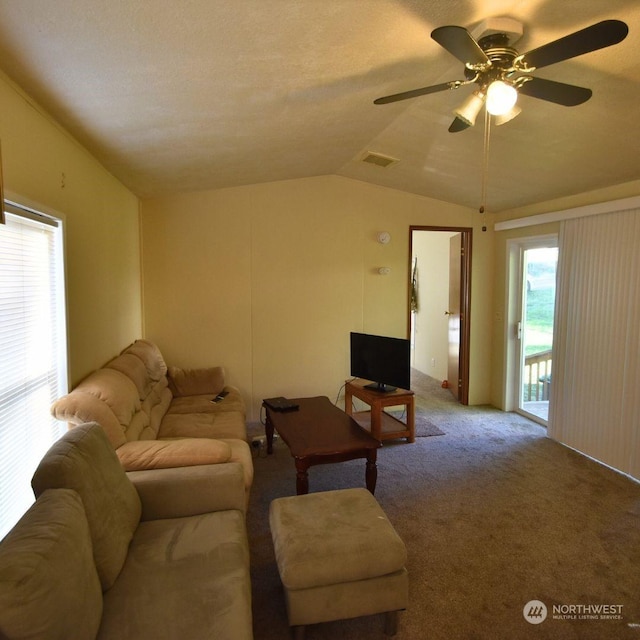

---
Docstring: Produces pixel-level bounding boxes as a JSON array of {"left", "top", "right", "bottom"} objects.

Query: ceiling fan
[{"left": 374, "top": 19, "right": 629, "bottom": 132}]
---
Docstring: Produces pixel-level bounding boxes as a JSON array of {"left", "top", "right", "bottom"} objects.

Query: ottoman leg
[
  {"left": 292, "top": 625, "right": 306, "bottom": 640},
  {"left": 384, "top": 610, "right": 399, "bottom": 636}
]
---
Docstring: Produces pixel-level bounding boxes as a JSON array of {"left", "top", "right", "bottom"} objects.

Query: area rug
[
  {"left": 414, "top": 414, "right": 445, "bottom": 437},
  {"left": 387, "top": 410, "right": 445, "bottom": 437}
]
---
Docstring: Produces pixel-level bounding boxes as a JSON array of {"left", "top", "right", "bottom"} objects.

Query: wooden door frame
[{"left": 408, "top": 226, "right": 472, "bottom": 405}]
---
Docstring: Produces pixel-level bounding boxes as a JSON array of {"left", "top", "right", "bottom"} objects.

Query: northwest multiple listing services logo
[
  {"left": 523, "top": 600, "right": 548, "bottom": 624},
  {"left": 523, "top": 600, "right": 624, "bottom": 625}
]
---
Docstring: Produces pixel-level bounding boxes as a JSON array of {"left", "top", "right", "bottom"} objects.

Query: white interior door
[{"left": 447, "top": 233, "right": 462, "bottom": 401}]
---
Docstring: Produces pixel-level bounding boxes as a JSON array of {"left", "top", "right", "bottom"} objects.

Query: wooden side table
[{"left": 345, "top": 379, "right": 415, "bottom": 443}]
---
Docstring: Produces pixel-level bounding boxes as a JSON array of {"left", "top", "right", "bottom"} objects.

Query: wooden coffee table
[{"left": 264, "top": 396, "right": 381, "bottom": 495}]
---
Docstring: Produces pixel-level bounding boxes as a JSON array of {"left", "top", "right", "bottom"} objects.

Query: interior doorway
[{"left": 409, "top": 226, "right": 472, "bottom": 405}]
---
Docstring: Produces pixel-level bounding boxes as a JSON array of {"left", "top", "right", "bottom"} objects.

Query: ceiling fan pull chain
[{"left": 479, "top": 108, "right": 491, "bottom": 213}]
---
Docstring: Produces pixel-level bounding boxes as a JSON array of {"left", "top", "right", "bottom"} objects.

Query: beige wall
[
  {"left": 0, "top": 72, "right": 141, "bottom": 386},
  {"left": 141, "top": 175, "right": 494, "bottom": 419}
]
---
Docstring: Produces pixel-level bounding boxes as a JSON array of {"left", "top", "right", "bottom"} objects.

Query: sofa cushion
[
  {"left": 159, "top": 411, "right": 247, "bottom": 441},
  {"left": 50, "top": 388, "right": 127, "bottom": 448},
  {"left": 75, "top": 369, "right": 141, "bottom": 425},
  {"left": 98, "top": 511, "right": 253, "bottom": 640},
  {"left": 0, "top": 489, "right": 102, "bottom": 640},
  {"left": 57, "top": 368, "right": 142, "bottom": 449},
  {"left": 220, "top": 439, "right": 254, "bottom": 494},
  {"left": 116, "top": 438, "right": 232, "bottom": 471},
  {"left": 106, "top": 353, "right": 152, "bottom": 400},
  {"left": 146, "top": 379, "right": 172, "bottom": 439},
  {"left": 167, "top": 365, "right": 225, "bottom": 397},
  {"left": 122, "top": 339, "right": 167, "bottom": 382},
  {"left": 31, "top": 423, "right": 142, "bottom": 591},
  {"left": 167, "top": 387, "right": 245, "bottom": 415}
]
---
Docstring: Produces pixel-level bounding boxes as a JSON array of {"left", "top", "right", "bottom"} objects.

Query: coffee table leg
[
  {"left": 365, "top": 450, "right": 377, "bottom": 495},
  {"left": 407, "top": 398, "right": 415, "bottom": 444},
  {"left": 294, "top": 459, "right": 310, "bottom": 495},
  {"left": 265, "top": 411, "right": 274, "bottom": 454}
]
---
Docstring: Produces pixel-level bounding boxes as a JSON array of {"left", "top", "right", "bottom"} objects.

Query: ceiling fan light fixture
[
  {"left": 494, "top": 104, "right": 522, "bottom": 126},
  {"left": 454, "top": 90, "right": 485, "bottom": 126},
  {"left": 486, "top": 80, "right": 518, "bottom": 116}
]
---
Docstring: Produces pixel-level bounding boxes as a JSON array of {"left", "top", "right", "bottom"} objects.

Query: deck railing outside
[{"left": 523, "top": 349, "right": 552, "bottom": 401}]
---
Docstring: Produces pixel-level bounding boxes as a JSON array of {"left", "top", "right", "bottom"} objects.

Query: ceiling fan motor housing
[
  {"left": 471, "top": 16, "right": 523, "bottom": 47},
  {"left": 477, "top": 35, "right": 519, "bottom": 87},
  {"left": 471, "top": 16, "right": 524, "bottom": 89}
]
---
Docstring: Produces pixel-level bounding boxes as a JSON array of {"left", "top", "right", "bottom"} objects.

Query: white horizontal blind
[
  {"left": 549, "top": 208, "right": 640, "bottom": 480},
  {"left": 0, "top": 207, "right": 67, "bottom": 539}
]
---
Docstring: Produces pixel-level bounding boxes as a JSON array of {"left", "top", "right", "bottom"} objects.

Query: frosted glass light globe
[
  {"left": 454, "top": 91, "right": 485, "bottom": 126},
  {"left": 486, "top": 81, "right": 518, "bottom": 116}
]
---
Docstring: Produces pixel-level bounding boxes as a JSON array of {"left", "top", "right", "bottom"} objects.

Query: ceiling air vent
[{"left": 361, "top": 152, "right": 399, "bottom": 168}]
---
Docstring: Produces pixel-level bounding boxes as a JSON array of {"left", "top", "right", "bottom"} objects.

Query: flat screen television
[{"left": 350, "top": 332, "right": 411, "bottom": 393}]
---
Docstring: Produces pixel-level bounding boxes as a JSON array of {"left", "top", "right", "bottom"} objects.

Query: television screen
[{"left": 350, "top": 332, "right": 411, "bottom": 392}]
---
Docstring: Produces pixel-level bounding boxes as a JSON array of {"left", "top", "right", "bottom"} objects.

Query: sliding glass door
[{"left": 518, "top": 243, "right": 558, "bottom": 423}]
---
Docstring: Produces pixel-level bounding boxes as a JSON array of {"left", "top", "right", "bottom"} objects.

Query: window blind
[
  {"left": 549, "top": 208, "right": 640, "bottom": 481},
  {"left": 0, "top": 207, "right": 67, "bottom": 539}
]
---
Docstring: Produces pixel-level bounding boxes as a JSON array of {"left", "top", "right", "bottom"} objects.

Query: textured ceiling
[{"left": 0, "top": 0, "right": 638, "bottom": 212}]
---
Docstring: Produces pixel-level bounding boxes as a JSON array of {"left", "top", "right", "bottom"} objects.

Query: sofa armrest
[{"left": 127, "top": 462, "right": 246, "bottom": 521}]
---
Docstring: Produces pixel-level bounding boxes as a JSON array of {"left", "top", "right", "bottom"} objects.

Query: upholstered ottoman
[{"left": 269, "top": 488, "right": 408, "bottom": 638}]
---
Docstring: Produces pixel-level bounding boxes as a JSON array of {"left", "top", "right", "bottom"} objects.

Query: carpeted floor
[{"left": 246, "top": 372, "right": 640, "bottom": 639}]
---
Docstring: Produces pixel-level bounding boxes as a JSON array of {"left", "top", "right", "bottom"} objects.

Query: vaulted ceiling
[{"left": 0, "top": 0, "right": 638, "bottom": 212}]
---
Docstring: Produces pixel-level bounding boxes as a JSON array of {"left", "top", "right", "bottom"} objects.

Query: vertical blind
[
  {"left": 0, "top": 207, "right": 67, "bottom": 539},
  {"left": 549, "top": 208, "right": 640, "bottom": 480}
]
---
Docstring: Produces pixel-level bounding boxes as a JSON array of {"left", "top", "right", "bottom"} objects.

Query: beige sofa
[
  {"left": 0, "top": 422, "right": 253, "bottom": 640},
  {"left": 51, "top": 339, "right": 253, "bottom": 493}
]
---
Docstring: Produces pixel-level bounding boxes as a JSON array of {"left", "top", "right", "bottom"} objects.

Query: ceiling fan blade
[
  {"left": 373, "top": 80, "right": 461, "bottom": 105},
  {"left": 448, "top": 117, "right": 471, "bottom": 133},
  {"left": 431, "top": 26, "right": 489, "bottom": 66},
  {"left": 518, "top": 77, "right": 592, "bottom": 106},
  {"left": 519, "top": 20, "right": 628, "bottom": 70}
]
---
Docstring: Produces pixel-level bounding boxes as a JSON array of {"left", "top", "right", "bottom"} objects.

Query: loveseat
[
  {"left": 0, "top": 422, "right": 253, "bottom": 640},
  {"left": 51, "top": 339, "right": 253, "bottom": 494}
]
